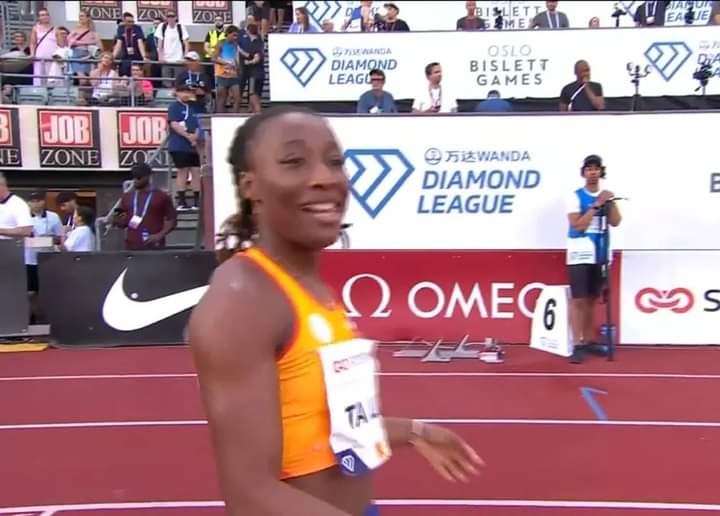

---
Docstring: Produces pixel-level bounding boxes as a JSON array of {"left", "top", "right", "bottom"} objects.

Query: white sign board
[
  {"left": 530, "top": 285, "right": 573, "bottom": 357},
  {"left": 268, "top": 25, "right": 720, "bottom": 102},
  {"left": 620, "top": 251, "right": 720, "bottom": 344},
  {"left": 210, "top": 112, "right": 720, "bottom": 251},
  {"left": 293, "top": 1, "right": 717, "bottom": 31}
]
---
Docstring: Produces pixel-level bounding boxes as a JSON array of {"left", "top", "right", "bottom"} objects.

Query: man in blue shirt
[
  {"left": 474, "top": 90, "right": 512, "bottom": 112},
  {"left": 356, "top": 69, "right": 397, "bottom": 114},
  {"left": 168, "top": 84, "right": 202, "bottom": 210},
  {"left": 566, "top": 155, "right": 622, "bottom": 363}
]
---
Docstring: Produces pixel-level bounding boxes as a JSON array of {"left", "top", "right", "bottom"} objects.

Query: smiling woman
[{"left": 189, "top": 107, "right": 484, "bottom": 515}]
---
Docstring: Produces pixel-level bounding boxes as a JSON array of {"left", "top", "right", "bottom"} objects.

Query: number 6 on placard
[{"left": 531, "top": 286, "right": 573, "bottom": 358}]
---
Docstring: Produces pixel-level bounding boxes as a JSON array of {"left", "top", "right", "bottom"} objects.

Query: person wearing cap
[
  {"left": 55, "top": 191, "right": 78, "bottom": 232},
  {"left": 175, "top": 51, "right": 210, "bottom": 113},
  {"left": 376, "top": 3, "right": 410, "bottom": 31},
  {"left": 168, "top": 84, "right": 202, "bottom": 211},
  {"left": 566, "top": 154, "right": 622, "bottom": 364},
  {"left": 155, "top": 9, "right": 188, "bottom": 85},
  {"left": 113, "top": 163, "right": 177, "bottom": 251},
  {"left": 25, "top": 191, "right": 63, "bottom": 322}
]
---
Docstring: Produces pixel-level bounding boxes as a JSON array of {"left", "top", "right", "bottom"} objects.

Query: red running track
[{"left": 1, "top": 345, "right": 720, "bottom": 515}]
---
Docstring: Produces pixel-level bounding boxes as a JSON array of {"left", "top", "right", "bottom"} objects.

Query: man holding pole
[{"left": 566, "top": 155, "right": 622, "bottom": 364}]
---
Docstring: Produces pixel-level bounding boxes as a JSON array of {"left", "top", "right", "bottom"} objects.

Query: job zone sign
[
  {"left": 37, "top": 110, "right": 101, "bottom": 169},
  {"left": 117, "top": 111, "right": 169, "bottom": 169},
  {"left": 0, "top": 108, "right": 22, "bottom": 167}
]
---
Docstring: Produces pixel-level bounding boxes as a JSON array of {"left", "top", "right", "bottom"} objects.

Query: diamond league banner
[
  {"left": 210, "top": 112, "right": 720, "bottom": 251},
  {"left": 293, "top": 1, "right": 717, "bottom": 31},
  {"left": 268, "top": 25, "right": 719, "bottom": 102},
  {"left": 38, "top": 251, "right": 215, "bottom": 346}
]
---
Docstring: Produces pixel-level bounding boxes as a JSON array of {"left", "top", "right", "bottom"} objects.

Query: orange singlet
[{"left": 242, "top": 247, "right": 359, "bottom": 479}]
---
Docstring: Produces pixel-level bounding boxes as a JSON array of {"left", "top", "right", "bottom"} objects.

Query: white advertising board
[
  {"left": 292, "top": 1, "right": 717, "bottom": 32},
  {"left": 268, "top": 25, "right": 719, "bottom": 102},
  {"left": 620, "top": 251, "right": 720, "bottom": 344},
  {"left": 210, "top": 111, "right": 720, "bottom": 251}
]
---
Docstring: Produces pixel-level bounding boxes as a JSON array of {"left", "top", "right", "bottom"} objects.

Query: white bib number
[{"left": 317, "top": 338, "right": 391, "bottom": 476}]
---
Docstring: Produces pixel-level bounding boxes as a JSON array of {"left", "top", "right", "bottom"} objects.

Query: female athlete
[{"left": 189, "top": 107, "right": 484, "bottom": 516}]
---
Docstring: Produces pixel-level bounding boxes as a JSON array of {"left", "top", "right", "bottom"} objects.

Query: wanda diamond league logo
[{"left": 635, "top": 287, "right": 695, "bottom": 314}]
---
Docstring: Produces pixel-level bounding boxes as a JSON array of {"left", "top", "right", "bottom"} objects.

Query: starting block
[{"left": 392, "top": 335, "right": 504, "bottom": 363}]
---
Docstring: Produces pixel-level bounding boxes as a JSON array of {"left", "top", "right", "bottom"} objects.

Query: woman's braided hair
[{"left": 216, "top": 106, "right": 319, "bottom": 260}]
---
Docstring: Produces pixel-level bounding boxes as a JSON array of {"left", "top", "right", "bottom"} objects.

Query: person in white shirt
[
  {"left": 0, "top": 173, "right": 32, "bottom": 241},
  {"left": 62, "top": 205, "right": 96, "bottom": 252},
  {"left": 155, "top": 9, "right": 189, "bottom": 84},
  {"left": 412, "top": 62, "right": 458, "bottom": 114},
  {"left": 26, "top": 191, "right": 63, "bottom": 323}
]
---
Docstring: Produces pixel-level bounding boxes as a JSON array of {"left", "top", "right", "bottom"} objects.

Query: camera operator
[
  {"left": 709, "top": 1, "right": 720, "bottom": 24},
  {"left": 566, "top": 155, "right": 622, "bottom": 364}
]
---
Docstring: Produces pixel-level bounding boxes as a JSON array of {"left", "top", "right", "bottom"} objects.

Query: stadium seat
[
  {"left": 16, "top": 86, "right": 48, "bottom": 105},
  {"left": 48, "top": 86, "right": 79, "bottom": 106},
  {"left": 154, "top": 88, "right": 176, "bottom": 108}
]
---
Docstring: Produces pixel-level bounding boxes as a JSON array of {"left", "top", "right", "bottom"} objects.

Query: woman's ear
[{"left": 239, "top": 171, "right": 259, "bottom": 203}]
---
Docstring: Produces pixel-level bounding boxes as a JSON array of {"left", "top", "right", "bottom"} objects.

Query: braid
[{"left": 216, "top": 106, "right": 319, "bottom": 259}]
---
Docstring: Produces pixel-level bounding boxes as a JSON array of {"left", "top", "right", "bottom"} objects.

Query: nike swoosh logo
[{"left": 102, "top": 268, "right": 209, "bottom": 332}]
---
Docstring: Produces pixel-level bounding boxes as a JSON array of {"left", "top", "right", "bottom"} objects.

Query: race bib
[{"left": 317, "top": 338, "right": 391, "bottom": 476}]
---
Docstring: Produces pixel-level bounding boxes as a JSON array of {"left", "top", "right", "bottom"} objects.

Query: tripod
[
  {"left": 597, "top": 202, "right": 620, "bottom": 361},
  {"left": 627, "top": 64, "right": 651, "bottom": 112}
]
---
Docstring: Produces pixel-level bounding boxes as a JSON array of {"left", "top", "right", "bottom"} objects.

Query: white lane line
[
  {"left": 3, "top": 418, "right": 720, "bottom": 431},
  {"left": 3, "top": 499, "right": 720, "bottom": 513},
  {"left": 2, "top": 372, "right": 720, "bottom": 381}
]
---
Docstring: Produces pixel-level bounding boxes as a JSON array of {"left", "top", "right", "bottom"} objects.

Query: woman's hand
[{"left": 411, "top": 422, "right": 485, "bottom": 482}]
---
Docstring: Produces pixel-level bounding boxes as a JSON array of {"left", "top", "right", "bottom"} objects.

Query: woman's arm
[{"left": 189, "top": 260, "right": 351, "bottom": 516}]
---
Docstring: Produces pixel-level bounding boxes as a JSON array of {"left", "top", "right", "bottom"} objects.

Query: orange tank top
[{"left": 242, "top": 247, "right": 358, "bottom": 479}]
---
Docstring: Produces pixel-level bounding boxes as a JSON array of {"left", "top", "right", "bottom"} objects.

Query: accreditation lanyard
[
  {"left": 646, "top": 1, "right": 657, "bottom": 18},
  {"left": 429, "top": 85, "right": 442, "bottom": 109},
  {"left": 546, "top": 11, "right": 558, "bottom": 28},
  {"left": 132, "top": 191, "right": 153, "bottom": 220}
]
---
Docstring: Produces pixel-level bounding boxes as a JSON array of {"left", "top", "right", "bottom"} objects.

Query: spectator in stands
[
  {"left": 376, "top": 3, "right": 410, "bottom": 31},
  {"left": 123, "top": 63, "right": 154, "bottom": 106},
  {"left": 269, "top": 1, "right": 291, "bottom": 31},
  {"left": 474, "top": 90, "right": 512, "bottom": 112},
  {"left": 412, "top": 62, "right": 458, "bottom": 113},
  {"left": 61, "top": 205, "right": 95, "bottom": 252},
  {"left": 530, "top": 1, "right": 570, "bottom": 29},
  {"left": 457, "top": 1, "right": 487, "bottom": 30},
  {"left": 204, "top": 15, "right": 227, "bottom": 91},
  {"left": 709, "top": 1, "right": 720, "bottom": 24},
  {"left": 1, "top": 31, "right": 33, "bottom": 103},
  {"left": 89, "top": 52, "right": 121, "bottom": 105},
  {"left": 240, "top": 21, "right": 265, "bottom": 113},
  {"left": 156, "top": 9, "right": 189, "bottom": 85},
  {"left": 0, "top": 173, "right": 32, "bottom": 240},
  {"left": 113, "top": 12, "right": 147, "bottom": 77},
  {"left": 113, "top": 163, "right": 177, "bottom": 251},
  {"left": 26, "top": 192, "right": 62, "bottom": 324},
  {"left": 321, "top": 19, "right": 335, "bottom": 32},
  {"left": 357, "top": 69, "right": 397, "bottom": 113},
  {"left": 588, "top": 16, "right": 600, "bottom": 27},
  {"left": 634, "top": 1, "right": 668, "bottom": 26},
  {"left": 289, "top": 7, "right": 318, "bottom": 32},
  {"left": 168, "top": 84, "right": 202, "bottom": 211},
  {"left": 145, "top": 17, "right": 163, "bottom": 88},
  {"left": 559, "top": 60, "right": 605, "bottom": 112},
  {"left": 342, "top": 0, "right": 374, "bottom": 31},
  {"left": 30, "top": 8, "right": 58, "bottom": 86},
  {"left": 68, "top": 10, "right": 101, "bottom": 83},
  {"left": 46, "top": 27, "right": 71, "bottom": 87},
  {"left": 247, "top": 1, "right": 270, "bottom": 38},
  {"left": 56, "top": 192, "right": 78, "bottom": 232},
  {"left": 214, "top": 26, "right": 242, "bottom": 113},
  {"left": 176, "top": 51, "right": 210, "bottom": 113}
]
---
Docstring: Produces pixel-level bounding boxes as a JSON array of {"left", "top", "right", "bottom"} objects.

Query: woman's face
[
  {"left": 14, "top": 32, "right": 26, "bottom": 48},
  {"left": 296, "top": 9, "right": 306, "bottom": 22},
  {"left": 73, "top": 209, "right": 82, "bottom": 226},
  {"left": 242, "top": 113, "right": 349, "bottom": 250},
  {"left": 38, "top": 9, "right": 50, "bottom": 23},
  {"left": 57, "top": 29, "right": 68, "bottom": 45},
  {"left": 101, "top": 53, "right": 112, "bottom": 67}
]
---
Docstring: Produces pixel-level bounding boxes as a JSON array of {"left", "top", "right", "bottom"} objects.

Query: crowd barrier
[
  {"left": 210, "top": 112, "right": 720, "bottom": 251},
  {"left": 0, "top": 106, "right": 169, "bottom": 170},
  {"left": 0, "top": 239, "right": 30, "bottom": 335},
  {"left": 268, "top": 25, "right": 719, "bottom": 102},
  {"left": 12, "top": 247, "right": 717, "bottom": 347},
  {"left": 293, "top": 0, "right": 718, "bottom": 32},
  {"left": 37, "top": 251, "right": 215, "bottom": 346}
]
